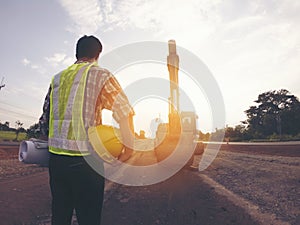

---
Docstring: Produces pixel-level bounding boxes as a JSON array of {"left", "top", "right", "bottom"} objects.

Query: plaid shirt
[{"left": 39, "top": 64, "right": 134, "bottom": 137}]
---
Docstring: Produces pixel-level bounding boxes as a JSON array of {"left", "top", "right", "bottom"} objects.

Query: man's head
[{"left": 76, "top": 35, "right": 102, "bottom": 60}]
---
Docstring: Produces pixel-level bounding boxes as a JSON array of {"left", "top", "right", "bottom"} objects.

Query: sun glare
[{"left": 101, "top": 63, "right": 214, "bottom": 135}]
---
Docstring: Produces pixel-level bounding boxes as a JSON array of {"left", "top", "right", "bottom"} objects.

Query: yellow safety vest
[{"left": 48, "top": 62, "right": 96, "bottom": 156}]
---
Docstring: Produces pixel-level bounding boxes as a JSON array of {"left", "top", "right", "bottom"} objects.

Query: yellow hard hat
[{"left": 88, "top": 125, "right": 123, "bottom": 162}]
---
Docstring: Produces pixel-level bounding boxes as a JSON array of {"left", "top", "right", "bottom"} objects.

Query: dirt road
[
  {"left": 200, "top": 150, "right": 300, "bottom": 225},
  {"left": 0, "top": 142, "right": 299, "bottom": 225},
  {"left": 101, "top": 169, "right": 259, "bottom": 225}
]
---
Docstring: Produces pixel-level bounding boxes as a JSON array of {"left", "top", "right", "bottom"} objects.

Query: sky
[{"left": 0, "top": 0, "right": 299, "bottom": 136}]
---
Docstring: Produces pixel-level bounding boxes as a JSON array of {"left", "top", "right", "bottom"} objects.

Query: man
[{"left": 39, "top": 35, "right": 134, "bottom": 225}]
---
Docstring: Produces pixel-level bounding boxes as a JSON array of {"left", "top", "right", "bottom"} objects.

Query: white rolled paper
[{"left": 19, "top": 140, "right": 49, "bottom": 166}]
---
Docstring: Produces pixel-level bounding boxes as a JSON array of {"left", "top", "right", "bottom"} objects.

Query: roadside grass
[{"left": 0, "top": 131, "right": 27, "bottom": 142}]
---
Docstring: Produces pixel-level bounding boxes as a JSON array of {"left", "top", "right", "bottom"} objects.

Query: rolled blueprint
[{"left": 19, "top": 139, "right": 49, "bottom": 166}]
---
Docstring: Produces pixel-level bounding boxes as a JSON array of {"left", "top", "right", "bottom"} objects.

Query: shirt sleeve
[
  {"left": 100, "top": 74, "right": 135, "bottom": 123},
  {"left": 39, "top": 85, "right": 51, "bottom": 137}
]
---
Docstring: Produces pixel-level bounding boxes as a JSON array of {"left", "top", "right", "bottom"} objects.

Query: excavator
[{"left": 154, "top": 40, "right": 202, "bottom": 167}]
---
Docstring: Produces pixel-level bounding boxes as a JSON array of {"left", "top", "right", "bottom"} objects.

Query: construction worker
[{"left": 39, "top": 35, "right": 134, "bottom": 225}]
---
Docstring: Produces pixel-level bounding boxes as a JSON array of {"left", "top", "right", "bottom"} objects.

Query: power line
[
  {"left": 0, "top": 100, "right": 33, "bottom": 112},
  {"left": 0, "top": 107, "right": 38, "bottom": 120}
]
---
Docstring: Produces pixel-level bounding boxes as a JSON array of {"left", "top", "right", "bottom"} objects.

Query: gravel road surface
[
  {"left": 0, "top": 142, "right": 299, "bottom": 225},
  {"left": 200, "top": 150, "right": 300, "bottom": 225}
]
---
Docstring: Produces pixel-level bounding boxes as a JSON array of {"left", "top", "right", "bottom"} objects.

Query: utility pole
[{"left": 0, "top": 77, "right": 5, "bottom": 90}]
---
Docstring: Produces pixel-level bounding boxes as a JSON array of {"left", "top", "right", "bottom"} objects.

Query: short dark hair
[{"left": 76, "top": 35, "right": 102, "bottom": 59}]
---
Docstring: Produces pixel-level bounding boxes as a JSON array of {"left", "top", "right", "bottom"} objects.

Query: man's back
[{"left": 40, "top": 35, "right": 134, "bottom": 225}]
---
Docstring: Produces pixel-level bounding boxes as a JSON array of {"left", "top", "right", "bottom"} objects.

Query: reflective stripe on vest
[{"left": 48, "top": 62, "right": 96, "bottom": 156}]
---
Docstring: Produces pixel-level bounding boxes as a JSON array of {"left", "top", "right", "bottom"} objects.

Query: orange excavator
[{"left": 154, "top": 40, "right": 200, "bottom": 166}]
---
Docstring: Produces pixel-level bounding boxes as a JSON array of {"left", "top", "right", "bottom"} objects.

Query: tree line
[
  {"left": 0, "top": 120, "right": 26, "bottom": 141},
  {"left": 201, "top": 89, "right": 300, "bottom": 142},
  {"left": 1, "top": 89, "right": 299, "bottom": 142}
]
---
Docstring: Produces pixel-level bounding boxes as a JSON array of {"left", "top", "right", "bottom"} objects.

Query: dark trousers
[{"left": 49, "top": 153, "right": 105, "bottom": 225}]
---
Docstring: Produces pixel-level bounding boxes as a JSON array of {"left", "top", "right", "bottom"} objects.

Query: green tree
[
  {"left": 244, "top": 89, "right": 300, "bottom": 138},
  {"left": 198, "top": 130, "right": 210, "bottom": 141},
  {"left": 15, "top": 120, "right": 23, "bottom": 141},
  {"left": 26, "top": 123, "right": 40, "bottom": 139},
  {"left": 0, "top": 121, "right": 10, "bottom": 131},
  {"left": 225, "top": 125, "right": 248, "bottom": 141},
  {"left": 210, "top": 128, "right": 225, "bottom": 141}
]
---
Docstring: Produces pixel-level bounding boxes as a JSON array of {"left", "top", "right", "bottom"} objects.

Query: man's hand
[
  {"left": 118, "top": 148, "right": 133, "bottom": 162},
  {"left": 39, "top": 135, "right": 48, "bottom": 141},
  {"left": 118, "top": 114, "right": 135, "bottom": 163}
]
